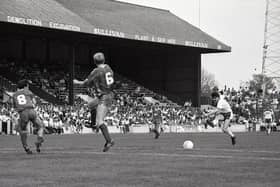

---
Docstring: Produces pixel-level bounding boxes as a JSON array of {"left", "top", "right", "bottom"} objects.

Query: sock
[
  {"left": 154, "top": 124, "right": 160, "bottom": 134},
  {"left": 229, "top": 130, "right": 234, "bottom": 137},
  {"left": 20, "top": 131, "right": 28, "bottom": 148},
  {"left": 99, "top": 124, "right": 112, "bottom": 143},
  {"left": 224, "top": 129, "right": 234, "bottom": 137},
  {"left": 37, "top": 136, "right": 44, "bottom": 144},
  {"left": 37, "top": 126, "right": 44, "bottom": 138},
  {"left": 91, "top": 110, "right": 96, "bottom": 126}
]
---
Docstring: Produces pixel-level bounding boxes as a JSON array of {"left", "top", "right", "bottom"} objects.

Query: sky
[{"left": 119, "top": 0, "right": 266, "bottom": 89}]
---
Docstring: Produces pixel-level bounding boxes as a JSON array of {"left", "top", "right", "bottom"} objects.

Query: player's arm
[
  {"left": 11, "top": 96, "right": 16, "bottom": 107},
  {"left": 73, "top": 69, "right": 97, "bottom": 87},
  {"left": 73, "top": 78, "right": 88, "bottom": 86},
  {"left": 26, "top": 90, "right": 36, "bottom": 106}
]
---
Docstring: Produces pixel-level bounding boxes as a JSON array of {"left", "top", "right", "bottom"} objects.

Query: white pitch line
[
  {"left": 0, "top": 147, "right": 67, "bottom": 151},
  {"left": 3, "top": 146, "right": 279, "bottom": 154},
  {"left": 176, "top": 147, "right": 280, "bottom": 154},
  {"left": 0, "top": 148, "right": 279, "bottom": 161},
  {"left": 43, "top": 150, "right": 280, "bottom": 161},
  {"left": 1, "top": 146, "right": 280, "bottom": 155}
]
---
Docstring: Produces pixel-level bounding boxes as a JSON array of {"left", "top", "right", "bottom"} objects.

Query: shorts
[
  {"left": 153, "top": 119, "right": 162, "bottom": 125},
  {"left": 18, "top": 108, "right": 43, "bottom": 131},
  {"left": 265, "top": 118, "right": 272, "bottom": 123},
  {"left": 220, "top": 112, "right": 232, "bottom": 121},
  {"left": 99, "top": 93, "right": 114, "bottom": 107},
  {"left": 88, "top": 93, "right": 114, "bottom": 111}
]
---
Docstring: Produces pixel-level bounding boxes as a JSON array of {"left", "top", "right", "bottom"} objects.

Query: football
[{"left": 183, "top": 140, "right": 194, "bottom": 149}]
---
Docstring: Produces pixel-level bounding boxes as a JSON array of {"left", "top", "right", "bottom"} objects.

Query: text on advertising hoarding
[
  {"left": 7, "top": 16, "right": 42, "bottom": 26},
  {"left": 6, "top": 16, "right": 210, "bottom": 49}
]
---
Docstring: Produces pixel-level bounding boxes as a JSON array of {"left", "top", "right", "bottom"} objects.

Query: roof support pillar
[
  {"left": 68, "top": 44, "right": 75, "bottom": 105},
  {"left": 21, "top": 39, "right": 26, "bottom": 61},
  {"left": 45, "top": 39, "right": 50, "bottom": 66},
  {"left": 194, "top": 54, "right": 201, "bottom": 107}
]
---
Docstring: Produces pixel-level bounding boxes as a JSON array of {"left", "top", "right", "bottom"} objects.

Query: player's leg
[
  {"left": 96, "top": 94, "right": 114, "bottom": 152},
  {"left": 267, "top": 120, "right": 272, "bottom": 135},
  {"left": 152, "top": 122, "right": 160, "bottom": 139},
  {"left": 206, "top": 118, "right": 215, "bottom": 128},
  {"left": 264, "top": 119, "right": 268, "bottom": 134},
  {"left": 265, "top": 121, "right": 268, "bottom": 134},
  {"left": 18, "top": 111, "right": 32, "bottom": 154},
  {"left": 91, "top": 110, "right": 97, "bottom": 125},
  {"left": 19, "top": 128, "right": 32, "bottom": 154},
  {"left": 34, "top": 120, "right": 44, "bottom": 153},
  {"left": 221, "top": 118, "right": 236, "bottom": 145},
  {"left": 96, "top": 103, "right": 114, "bottom": 151},
  {"left": 30, "top": 110, "right": 44, "bottom": 153},
  {"left": 87, "top": 98, "right": 99, "bottom": 131}
]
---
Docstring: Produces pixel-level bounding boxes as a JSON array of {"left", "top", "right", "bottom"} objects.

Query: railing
[
  {"left": 0, "top": 68, "right": 65, "bottom": 105},
  {"left": 0, "top": 76, "right": 17, "bottom": 92}
]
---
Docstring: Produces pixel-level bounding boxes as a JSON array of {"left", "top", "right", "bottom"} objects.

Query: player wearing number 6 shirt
[
  {"left": 74, "top": 52, "right": 115, "bottom": 152},
  {"left": 12, "top": 80, "right": 44, "bottom": 154}
]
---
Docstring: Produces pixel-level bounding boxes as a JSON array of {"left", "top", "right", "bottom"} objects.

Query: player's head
[
  {"left": 266, "top": 107, "right": 272, "bottom": 111},
  {"left": 211, "top": 92, "right": 220, "bottom": 105},
  {"left": 93, "top": 52, "right": 105, "bottom": 65},
  {"left": 17, "top": 79, "right": 29, "bottom": 89},
  {"left": 212, "top": 86, "right": 219, "bottom": 93}
]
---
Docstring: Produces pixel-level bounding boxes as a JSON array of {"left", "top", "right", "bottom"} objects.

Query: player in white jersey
[
  {"left": 263, "top": 109, "right": 274, "bottom": 135},
  {"left": 205, "top": 92, "right": 236, "bottom": 145}
]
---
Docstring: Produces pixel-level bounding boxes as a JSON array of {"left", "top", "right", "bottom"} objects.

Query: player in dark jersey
[
  {"left": 151, "top": 106, "right": 162, "bottom": 139},
  {"left": 74, "top": 52, "right": 115, "bottom": 152},
  {"left": 12, "top": 80, "right": 44, "bottom": 154}
]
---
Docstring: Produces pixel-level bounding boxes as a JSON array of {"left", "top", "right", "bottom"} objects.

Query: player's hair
[
  {"left": 93, "top": 52, "right": 105, "bottom": 65},
  {"left": 17, "top": 79, "right": 28, "bottom": 89},
  {"left": 211, "top": 92, "right": 220, "bottom": 98}
]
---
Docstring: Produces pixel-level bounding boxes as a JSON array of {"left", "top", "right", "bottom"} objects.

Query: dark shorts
[
  {"left": 153, "top": 119, "right": 161, "bottom": 125},
  {"left": 265, "top": 118, "right": 272, "bottom": 123},
  {"left": 220, "top": 112, "right": 231, "bottom": 121},
  {"left": 19, "top": 108, "right": 37, "bottom": 123},
  {"left": 18, "top": 108, "right": 43, "bottom": 130},
  {"left": 99, "top": 93, "right": 114, "bottom": 107},
  {"left": 88, "top": 93, "right": 114, "bottom": 110}
]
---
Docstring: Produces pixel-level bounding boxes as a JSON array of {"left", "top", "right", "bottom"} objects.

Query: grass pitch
[{"left": 0, "top": 132, "right": 280, "bottom": 187}]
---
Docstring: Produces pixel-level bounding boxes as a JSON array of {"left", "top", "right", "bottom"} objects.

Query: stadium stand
[{"left": 1, "top": 58, "right": 280, "bottom": 135}]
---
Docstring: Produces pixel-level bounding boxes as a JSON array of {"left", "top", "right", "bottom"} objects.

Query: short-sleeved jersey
[
  {"left": 153, "top": 109, "right": 162, "bottom": 123},
  {"left": 86, "top": 64, "right": 114, "bottom": 95},
  {"left": 217, "top": 98, "right": 232, "bottom": 113},
  {"left": 264, "top": 110, "right": 273, "bottom": 119},
  {"left": 13, "top": 89, "right": 34, "bottom": 112}
]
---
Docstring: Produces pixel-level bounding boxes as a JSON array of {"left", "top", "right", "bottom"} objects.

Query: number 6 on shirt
[{"left": 105, "top": 72, "right": 114, "bottom": 85}]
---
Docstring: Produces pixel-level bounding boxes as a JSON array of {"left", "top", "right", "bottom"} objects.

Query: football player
[
  {"left": 205, "top": 92, "right": 236, "bottom": 145},
  {"left": 151, "top": 105, "right": 162, "bottom": 139},
  {"left": 74, "top": 52, "right": 115, "bottom": 152},
  {"left": 12, "top": 80, "right": 45, "bottom": 154},
  {"left": 263, "top": 108, "right": 274, "bottom": 135}
]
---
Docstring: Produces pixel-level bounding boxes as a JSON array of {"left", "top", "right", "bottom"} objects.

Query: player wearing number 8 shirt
[
  {"left": 74, "top": 52, "right": 115, "bottom": 152},
  {"left": 12, "top": 80, "right": 44, "bottom": 154}
]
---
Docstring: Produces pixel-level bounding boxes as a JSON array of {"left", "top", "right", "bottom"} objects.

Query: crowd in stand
[
  {"left": 1, "top": 85, "right": 280, "bottom": 134},
  {"left": 1, "top": 59, "right": 69, "bottom": 102},
  {"left": 1, "top": 59, "right": 280, "bottom": 135},
  {"left": 218, "top": 86, "right": 280, "bottom": 123},
  {"left": 0, "top": 90, "right": 200, "bottom": 134}
]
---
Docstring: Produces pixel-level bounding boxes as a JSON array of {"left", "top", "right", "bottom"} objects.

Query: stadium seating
[{"left": 1, "top": 59, "right": 280, "bottom": 135}]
